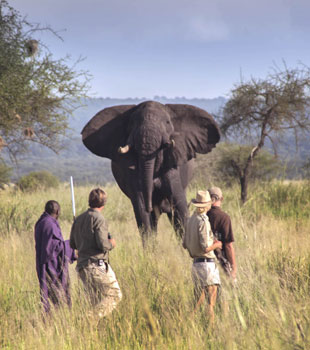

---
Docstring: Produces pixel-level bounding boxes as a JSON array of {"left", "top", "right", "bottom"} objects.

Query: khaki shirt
[
  {"left": 183, "top": 212, "right": 216, "bottom": 259},
  {"left": 70, "top": 208, "right": 113, "bottom": 270}
]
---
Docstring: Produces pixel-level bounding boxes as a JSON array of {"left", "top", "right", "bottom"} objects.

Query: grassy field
[{"left": 0, "top": 180, "right": 309, "bottom": 349}]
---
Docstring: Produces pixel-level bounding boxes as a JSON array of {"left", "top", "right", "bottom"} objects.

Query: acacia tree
[
  {"left": 213, "top": 143, "right": 282, "bottom": 184},
  {"left": 220, "top": 64, "right": 310, "bottom": 203},
  {"left": 0, "top": 0, "right": 90, "bottom": 161},
  {"left": 193, "top": 143, "right": 282, "bottom": 186}
]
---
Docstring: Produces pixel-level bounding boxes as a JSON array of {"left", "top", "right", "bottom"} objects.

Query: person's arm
[
  {"left": 222, "top": 215, "right": 237, "bottom": 278},
  {"left": 37, "top": 222, "right": 64, "bottom": 264},
  {"left": 64, "top": 240, "right": 77, "bottom": 263},
  {"left": 94, "top": 215, "right": 114, "bottom": 251},
  {"left": 205, "top": 240, "right": 222, "bottom": 253},
  {"left": 108, "top": 232, "right": 116, "bottom": 247},
  {"left": 198, "top": 219, "right": 208, "bottom": 250},
  {"left": 199, "top": 217, "right": 221, "bottom": 252},
  {"left": 69, "top": 221, "right": 77, "bottom": 250},
  {"left": 225, "top": 242, "right": 237, "bottom": 279}
]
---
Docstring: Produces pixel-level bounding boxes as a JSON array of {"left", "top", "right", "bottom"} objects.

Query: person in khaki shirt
[
  {"left": 70, "top": 188, "right": 122, "bottom": 318},
  {"left": 183, "top": 190, "right": 222, "bottom": 322}
]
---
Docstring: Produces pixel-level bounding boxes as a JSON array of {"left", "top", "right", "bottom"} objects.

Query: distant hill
[
  {"left": 9, "top": 97, "right": 227, "bottom": 184},
  {"left": 68, "top": 96, "right": 227, "bottom": 133},
  {"left": 7, "top": 96, "right": 308, "bottom": 183}
]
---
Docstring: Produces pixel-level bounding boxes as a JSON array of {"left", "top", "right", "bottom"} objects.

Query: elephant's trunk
[{"left": 139, "top": 157, "right": 155, "bottom": 213}]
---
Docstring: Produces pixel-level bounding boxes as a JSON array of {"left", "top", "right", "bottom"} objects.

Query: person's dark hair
[
  {"left": 88, "top": 188, "right": 107, "bottom": 208},
  {"left": 45, "top": 200, "right": 60, "bottom": 215}
]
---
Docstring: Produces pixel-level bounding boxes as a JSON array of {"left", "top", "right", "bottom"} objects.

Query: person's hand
[
  {"left": 206, "top": 240, "right": 222, "bottom": 253},
  {"left": 109, "top": 238, "right": 116, "bottom": 247},
  {"left": 214, "top": 240, "right": 222, "bottom": 249},
  {"left": 230, "top": 267, "right": 237, "bottom": 280}
]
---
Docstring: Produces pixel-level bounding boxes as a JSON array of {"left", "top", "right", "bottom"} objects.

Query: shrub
[
  {"left": 18, "top": 171, "right": 59, "bottom": 191},
  {"left": 0, "top": 163, "right": 12, "bottom": 185}
]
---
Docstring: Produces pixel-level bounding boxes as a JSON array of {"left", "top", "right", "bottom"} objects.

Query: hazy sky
[{"left": 11, "top": 0, "right": 310, "bottom": 99}]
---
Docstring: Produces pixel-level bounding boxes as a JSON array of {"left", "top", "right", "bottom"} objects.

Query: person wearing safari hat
[{"left": 183, "top": 190, "right": 222, "bottom": 322}]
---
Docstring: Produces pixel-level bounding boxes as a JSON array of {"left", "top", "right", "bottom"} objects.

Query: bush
[
  {"left": 17, "top": 171, "right": 59, "bottom": 191},
  {"left": 0, "top": 163, "right": 12, "bottom": 185}
]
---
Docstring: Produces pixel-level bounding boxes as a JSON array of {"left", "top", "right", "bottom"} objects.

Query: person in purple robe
[{"left": 34, "top": 200, "right": 77, "bottom": 313}]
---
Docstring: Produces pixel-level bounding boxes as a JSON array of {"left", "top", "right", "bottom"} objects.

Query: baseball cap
[{"left": 208, "top": 187, "right": 223, "bottom": 199}]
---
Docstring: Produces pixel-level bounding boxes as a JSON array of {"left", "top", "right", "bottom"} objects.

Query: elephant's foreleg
[
  {"left": 165, "top": 170, "right": 188, "bottom": 239},
  {"left": 130, "top": 193, "right": 153, "bottom": 246},
  {"left": 172, "top": 196, "right": 187, "bottom": 239},
  {"left": 150, "top": 206, "right": 160, "bottom": 232}
]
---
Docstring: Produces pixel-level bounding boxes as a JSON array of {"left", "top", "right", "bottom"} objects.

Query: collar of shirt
[{"left": 195, "top": 212, "right": 208, "bottom": 219}]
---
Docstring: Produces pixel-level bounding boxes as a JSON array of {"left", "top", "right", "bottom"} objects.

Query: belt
[
  {"left": 89, "top": 258, "right": 107, "bottom": 267},
  {"left": 194, "top": 257, "right": 215, "bottom": 263}
]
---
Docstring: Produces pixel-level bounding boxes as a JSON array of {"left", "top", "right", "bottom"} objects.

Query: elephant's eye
[{"left": 166, "top": 120, "right": 170, "bottom": 124}]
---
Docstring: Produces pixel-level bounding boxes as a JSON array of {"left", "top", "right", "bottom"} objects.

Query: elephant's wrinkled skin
[{"left": 82, "top": 101, "right": 220, "bottom": 244}]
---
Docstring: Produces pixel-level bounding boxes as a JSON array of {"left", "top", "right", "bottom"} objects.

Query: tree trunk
[
  {"left": 240, "top": 124, "right": 268, "bottom": 204},
  {"left": 240, "top": 174, "right": 248, "bottom": 203}
]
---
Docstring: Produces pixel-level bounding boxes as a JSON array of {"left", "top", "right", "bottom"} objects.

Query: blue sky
[{"left": 11, "top": 0, "right": 310, "bottom": 99}]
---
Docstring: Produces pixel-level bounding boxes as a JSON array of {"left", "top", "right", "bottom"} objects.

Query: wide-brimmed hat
[
  {"left": 191, "top": 190, "right": 211, "bottom": 207},
  {"left": 208, "top": 187, "right": 223, "bottom": 199}
]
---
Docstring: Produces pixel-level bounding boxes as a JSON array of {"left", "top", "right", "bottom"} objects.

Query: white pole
[{"left": 70, "top": 176, "right": 76, "bottom": 220}]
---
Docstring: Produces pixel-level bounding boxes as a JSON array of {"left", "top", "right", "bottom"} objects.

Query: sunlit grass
[{"left": 0, "top": 181, "right": 310, "bottom": 349}]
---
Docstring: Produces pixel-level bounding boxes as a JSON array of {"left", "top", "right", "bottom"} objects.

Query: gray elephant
[{"left": 82, "top": 101, "right": 220, "bottom": 244}]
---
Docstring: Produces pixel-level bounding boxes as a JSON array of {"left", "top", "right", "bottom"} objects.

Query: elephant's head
[
  {"left": 81, "top": 101, "right": 220, "bottom": 212},
  {"left": 119, "top": 102, "right": 176, "bottom": 212},
  {"left": 119, "top": 101, "right": 175, "bottom": 155}
]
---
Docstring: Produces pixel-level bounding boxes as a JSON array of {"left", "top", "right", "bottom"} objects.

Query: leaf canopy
[{"left": 0, "top": 0, "right": 91, "bottom": 160}]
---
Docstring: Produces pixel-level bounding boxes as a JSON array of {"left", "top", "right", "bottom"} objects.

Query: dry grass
[{"left": 0, "top": 181, "right": 309, "bottom": 349}]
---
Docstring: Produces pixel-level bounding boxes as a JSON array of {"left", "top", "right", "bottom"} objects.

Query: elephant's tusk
[
  {"left": 171, "top": 139, "right": 175, "bottom": 147},
  {"left": 118, "top": 145, "right": 130, "bottom": 154}
]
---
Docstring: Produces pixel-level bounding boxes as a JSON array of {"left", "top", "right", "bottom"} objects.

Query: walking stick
[{"left": 70, "top": 176, "right": 76, "bottom": 221}]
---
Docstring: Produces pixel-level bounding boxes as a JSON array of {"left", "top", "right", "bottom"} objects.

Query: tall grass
[
  {"left": 261, "top": 180, "right": 310, "bottom": 219},
  {"left": 0, "top": 181, "right": 309, "bottom": 349}
]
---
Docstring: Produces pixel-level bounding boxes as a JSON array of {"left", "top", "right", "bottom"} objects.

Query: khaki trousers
[{"left": 78, "top": 262, "right": 122, "bottom": 317}]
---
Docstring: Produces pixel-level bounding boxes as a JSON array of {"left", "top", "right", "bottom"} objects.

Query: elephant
[{"left": 81, "top": 101, "right": 220, "bottom": 244}]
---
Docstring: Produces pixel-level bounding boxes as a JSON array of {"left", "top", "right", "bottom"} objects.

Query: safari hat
[
  {"left": 191, "top": 190, "right": 211, "bottom": 207},
  {"left": 208, "top": 187, "right": 223, "bottom": 199}
]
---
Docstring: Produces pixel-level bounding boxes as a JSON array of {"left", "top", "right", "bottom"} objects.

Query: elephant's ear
[
  {"left": 166, "top": 104, "right": 220, "bottom": 165},
  {"left": 81, "top": 105, "right": 135, "bottom": 160}
]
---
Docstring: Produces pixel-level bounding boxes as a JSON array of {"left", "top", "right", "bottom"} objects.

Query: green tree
[
  {"left": 220, "top": 64, "right": 310, "bottom": 203},
  {"left": 0, "top": 0, "right": 90, "bottom": 161},
  {"left": 301, "top": 157, "right": 310, "bottom": 179},
  {"left": 215, "top": 143, "right": 282, "bottom": 184},
  {"left": 0, "top": 162, "right": 11, "bottom": 185},
  {"left": 194, "top": 143, "right": 282, "bottom": 186}
]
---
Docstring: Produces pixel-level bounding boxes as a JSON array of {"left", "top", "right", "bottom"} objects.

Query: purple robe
[{"left": 34, "top": 212, "right": 76, "bottom": 312}]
